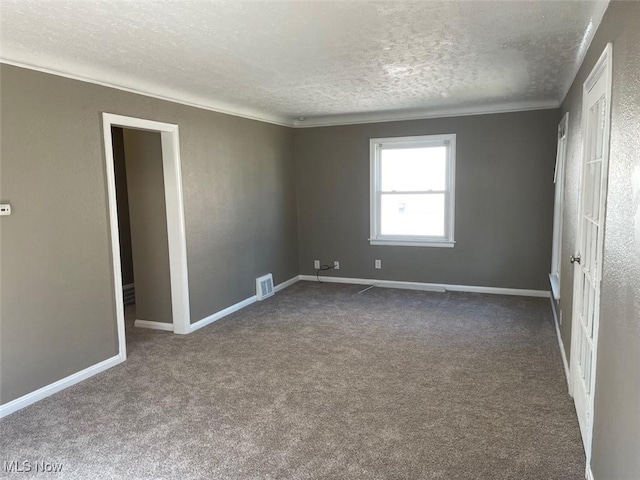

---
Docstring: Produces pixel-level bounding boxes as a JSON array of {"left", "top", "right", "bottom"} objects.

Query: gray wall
[
  {"left": 294, "top": 109, "right": 559, "bottom": 291},
  {"left": 0, "top": 64, "right": 299, "bottom": 404},
  {"left": 122, "top": 129, "right": 172, "bottom": 324},
  {"left": 3, "top": 14, "right": 637, "bottom": 475},
  {"left": 112, "top": 127, "right": 135, "bottom": 286},
  {"left": 559, "top": 2, "right": 640, "bottom": 478}
]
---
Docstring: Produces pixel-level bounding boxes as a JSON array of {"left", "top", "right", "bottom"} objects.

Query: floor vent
[{"left": 256, "top": 274, "right": 274, "bottom": 301}]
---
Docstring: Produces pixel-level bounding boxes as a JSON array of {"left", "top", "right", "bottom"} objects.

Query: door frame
[
  {"left": 102, "top": 113, "right": 191, "bottom": 359},
  {"left": 569, "top": 42, "right": 613, "bottom": 462},
  {"left": 550, "top": 111, "right": 569, "bottom": 301}
]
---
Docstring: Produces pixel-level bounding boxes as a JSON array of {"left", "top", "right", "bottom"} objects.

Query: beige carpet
[{"left": 0, "top": 281, "right": 585, "bottom": 479}]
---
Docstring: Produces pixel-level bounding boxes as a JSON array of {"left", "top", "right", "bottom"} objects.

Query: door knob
[{"left": 570, "top": 254, "right": 581, "bottom": 265}]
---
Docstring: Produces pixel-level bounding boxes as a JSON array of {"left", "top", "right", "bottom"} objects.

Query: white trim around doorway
[{"left": 102, "top": 113, "right": 191, "bottom": 357}]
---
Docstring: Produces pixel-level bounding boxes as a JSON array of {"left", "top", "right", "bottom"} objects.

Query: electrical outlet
[
  {"left": 334, "top": 261, "right": 340, "bottom": 270},
  {"left": 0, "top": 204, "right": 11, "bottom": 216},
  {"left": 375, "top": 259, "right": 382, "bottom": 269},
  {"left": 314, "top": 260, "right": 320, "bottom": 269}
]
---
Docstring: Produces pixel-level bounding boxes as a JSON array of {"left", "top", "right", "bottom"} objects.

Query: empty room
[{"left": 0, "top": 1, "right": 638, "bottom": 479}]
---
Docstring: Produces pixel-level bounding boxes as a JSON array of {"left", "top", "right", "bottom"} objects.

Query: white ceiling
[{"left": 0, "top": 0, "right": 609, "bottom": 127}]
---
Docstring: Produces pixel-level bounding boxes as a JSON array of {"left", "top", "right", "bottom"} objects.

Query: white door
[{"left": 570, "top": 43, "right": 612, "bottom": 458}]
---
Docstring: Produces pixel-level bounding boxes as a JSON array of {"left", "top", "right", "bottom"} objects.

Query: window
[{"left": 370, "top": 134, "right": 456, "bottom": 247}]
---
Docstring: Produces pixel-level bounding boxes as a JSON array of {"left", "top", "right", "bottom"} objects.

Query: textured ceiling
[{"left": 0, "top": 0, "right": 609, "bottom": 126}]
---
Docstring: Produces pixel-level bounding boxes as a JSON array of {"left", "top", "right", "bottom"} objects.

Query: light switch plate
[{"left": 0, "top": 204, "right": 11, "bottom": 216}]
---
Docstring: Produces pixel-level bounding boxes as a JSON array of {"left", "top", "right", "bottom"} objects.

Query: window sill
[
  {"left": 369, "top": 239, "right": 455, "bottom": 248},
  {"left": 549, "top": 273, "right": 561, "bottom": 300}
]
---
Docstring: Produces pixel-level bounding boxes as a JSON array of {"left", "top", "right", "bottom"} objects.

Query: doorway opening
[{"left": 102, "top": 113, "right": 191, "bottom": 360}]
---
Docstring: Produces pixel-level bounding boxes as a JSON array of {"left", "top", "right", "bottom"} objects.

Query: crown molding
[
  {"left": 2, "top": 58, "right": 561, "bottom": 130},
  {"left": 0, "top": 58, "right": 294, "bottom": 127},
  {"left": 292, "top": 100, "right": 561, "bottom": 128}
]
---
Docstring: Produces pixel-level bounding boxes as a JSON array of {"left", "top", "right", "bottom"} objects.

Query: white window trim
[{"left": 369, "top": 134, "right": 456, "bottom": 247}]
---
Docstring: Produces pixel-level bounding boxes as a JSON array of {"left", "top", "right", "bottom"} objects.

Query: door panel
[{"left": 570, "top": 44, "right": 612, "bottom": 460}]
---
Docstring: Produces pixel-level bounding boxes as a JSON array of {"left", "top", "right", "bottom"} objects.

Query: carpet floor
[{"left": 0, "top": 281, "right": 585, "bottom": 479}]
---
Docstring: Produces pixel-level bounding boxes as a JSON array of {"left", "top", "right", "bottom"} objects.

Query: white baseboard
[
  {"left": 134, "top": 319, "right": 174, "bottom": 331},
  {"left": 0, "top": 354, "right": 124, "bottom": 419},
  {"left": 299, "top": 275, "right": 550, "bottom": 298},
  {"left": 274, "top": 275, "right": 300, "bottom": 292},
  {"left": 549, "top": 297, "right": 572, "bottom": 394},
  {"left": 189, "top": 296, "right": 257, "bottom": 333},
  {"left": 188, "top": 275, "right": 300, "bottom": 333}
]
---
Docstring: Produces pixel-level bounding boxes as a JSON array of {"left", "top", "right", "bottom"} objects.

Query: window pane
[
  {"left": 380, "top": 193, "right": 445, "bottom": 237},
  {"left": 381, "top": 146, "right": 446, "bottom": 192}
]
